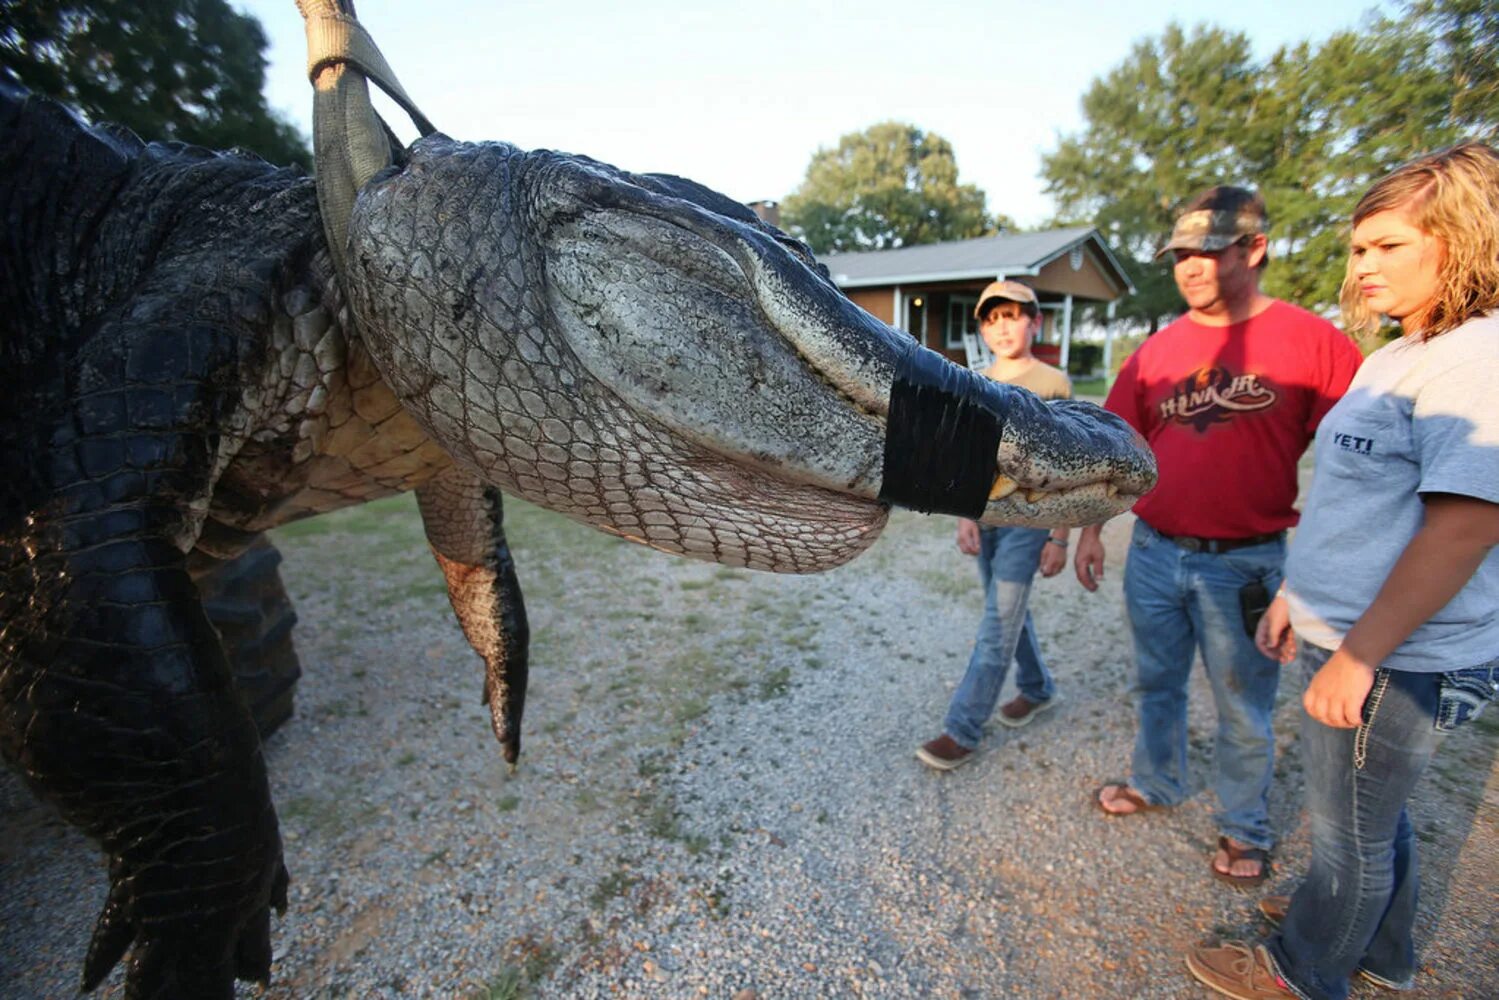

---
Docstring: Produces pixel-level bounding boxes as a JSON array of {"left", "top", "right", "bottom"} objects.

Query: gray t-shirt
[{"left": 1285, "top": 311, "right": 1499, "bottom": 672}]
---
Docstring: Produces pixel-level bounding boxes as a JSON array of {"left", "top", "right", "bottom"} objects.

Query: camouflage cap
[
  {"left": 1155, "top": 185, "right": 1268, "bottom": 259},
  {"left": 974, "top": 279, "right": 1039, "bottom": 318}
]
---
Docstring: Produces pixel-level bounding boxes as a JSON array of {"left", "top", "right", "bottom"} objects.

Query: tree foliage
[
  {"left": 1041, "top": 1, "right": 1496, "bottom": 331},
  {"left": 0, "top": 0, "right": 310, "bottom": 168},
  {"left": 781, "top": 121, "right": 992, "bottom": 254}
]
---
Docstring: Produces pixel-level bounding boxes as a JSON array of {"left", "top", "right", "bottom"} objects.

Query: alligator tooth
[
  {"left": 1025, "top": 489, "right": 1047, "bottom": 503},
  {"left": 988, "top": 475, "right": 1019, "bottom": 500},
  {"left": 1107, "top": 482, "right": 1120, "bottom": 498}
]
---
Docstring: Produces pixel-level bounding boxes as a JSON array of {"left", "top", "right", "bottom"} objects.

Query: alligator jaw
[
  {"left": 541, "top": 177, "right": 1154, "bottom": 527},
  {"left": 349, "top": 140, "right": 1155, "bottom": 555}
]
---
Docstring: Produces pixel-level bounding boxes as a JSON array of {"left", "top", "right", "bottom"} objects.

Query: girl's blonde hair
[{"left": 1340, "top": 142, "right": 1499, "bottom": 340}]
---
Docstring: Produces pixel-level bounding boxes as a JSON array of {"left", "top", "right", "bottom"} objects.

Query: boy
[{"left": 917, "top": 280, "right": 1071, "bottom": 770}]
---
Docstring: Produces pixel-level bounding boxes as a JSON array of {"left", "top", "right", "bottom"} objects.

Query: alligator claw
[
  {"left": 483, "top": 670, "right": 522, "bottom": 765},
  {"left": 78, "top": 847, "right": 288, "bottom": 996},
  {"left": 233, "top": 900, "right": 274, "bottom": 985},
  {"left": 81, "top": 881, "right": 134, "bottom": 992}
]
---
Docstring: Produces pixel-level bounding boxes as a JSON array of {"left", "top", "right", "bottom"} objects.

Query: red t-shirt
[{"left": 1104, "top": 300, "right": 1362, "bottom": 539}]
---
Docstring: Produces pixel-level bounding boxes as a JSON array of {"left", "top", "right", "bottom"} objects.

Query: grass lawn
[{"left": 1070, "top": 374, "right": 1107, "bottom": 398}]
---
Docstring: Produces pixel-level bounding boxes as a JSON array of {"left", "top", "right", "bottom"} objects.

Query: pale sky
[{"left": 241, "top": 0, "right": 1389, "bottom": 228}]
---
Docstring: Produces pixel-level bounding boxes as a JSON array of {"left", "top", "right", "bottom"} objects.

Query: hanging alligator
[{"left": 0, "top": 4, "right": 1155, "bottom": 996}]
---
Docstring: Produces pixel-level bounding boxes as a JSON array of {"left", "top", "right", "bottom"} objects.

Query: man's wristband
[{"left": 1046, "top": 537, "right": 1068, "bottom": 549}]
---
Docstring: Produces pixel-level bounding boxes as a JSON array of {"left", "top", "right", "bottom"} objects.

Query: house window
[{"left": 946, "top": 296, "right": 977, "bottom": 349}]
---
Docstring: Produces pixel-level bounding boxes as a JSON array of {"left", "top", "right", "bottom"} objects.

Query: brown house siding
[
  {"left": 1034, "top": 245, "right": 1120, "bottom": 300},
  {"left": 846, "top": 288, "right": 894, "bottom": 325}
]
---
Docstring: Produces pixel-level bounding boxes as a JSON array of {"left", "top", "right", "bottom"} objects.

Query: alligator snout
[{"left": 875, "top": 344, "right": 1154, "bottom": 527}]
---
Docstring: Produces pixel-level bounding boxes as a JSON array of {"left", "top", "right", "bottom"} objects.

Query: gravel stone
[{"left": 1, "top": 503, "right": 1495, "bottom": 998}]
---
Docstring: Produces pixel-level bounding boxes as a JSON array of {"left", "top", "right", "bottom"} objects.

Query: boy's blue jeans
[
  {"left": 1267, "top": 645, "right": 1498, "bottom": 1000},
  {"left": 944, "top": 525, "right": 1055, "bottom": 748},
  {"left": 1121, "top": 520, "right": 1284, "bottom": 849}
]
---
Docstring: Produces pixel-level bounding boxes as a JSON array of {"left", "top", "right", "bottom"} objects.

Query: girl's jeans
[
  {"left": 1122, "top": 520, "right": 1285, "bottom": 849},
  {"left": 943, "top": 525, "right": 1055, "bottom": 748},
  {"left": 1268, "top": 644, "right": 1498, "bottom": 1000}
]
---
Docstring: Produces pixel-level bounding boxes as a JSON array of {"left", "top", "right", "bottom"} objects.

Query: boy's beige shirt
[{"left": 987, "top": 360, "right": 1072, "bottom": 401}]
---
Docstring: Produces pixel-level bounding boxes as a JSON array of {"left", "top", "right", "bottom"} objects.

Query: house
[{"left": 819, "top": 228, "right": 1134, "bottom": 372}]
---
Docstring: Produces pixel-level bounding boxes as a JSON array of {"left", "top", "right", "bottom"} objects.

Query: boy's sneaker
[
  {"left": 916, "top": 734, "right": 974, "bottom": 771},
  {"left": 996, "top": 693, "right": 1060, "bottom": 728}
]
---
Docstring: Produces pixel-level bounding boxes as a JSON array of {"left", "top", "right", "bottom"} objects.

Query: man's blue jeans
[
  {"left": 1267, "top": 645, "right": 1498, "bottom": 1000},
  {"left": 944, "top": 525, "right": 1056, "bottom": 748},
  {"left": 1122, "top": 520, "right": 1284, "bottom": 849}
]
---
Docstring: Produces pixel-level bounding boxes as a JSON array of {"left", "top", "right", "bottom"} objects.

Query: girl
[{"left": 1186, "top": 142, "right": 1499, "bottom": 1000}]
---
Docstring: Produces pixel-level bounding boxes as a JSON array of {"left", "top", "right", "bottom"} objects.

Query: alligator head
[{"left": 340, "top": 138, "right": 1154, "bottom": 572}]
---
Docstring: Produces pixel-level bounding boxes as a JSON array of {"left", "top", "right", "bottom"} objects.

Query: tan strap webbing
[{"left": 295, "top": 0, "right": 436, "bottom": 279}]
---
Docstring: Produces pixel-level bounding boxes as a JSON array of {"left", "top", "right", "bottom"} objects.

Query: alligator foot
[{"left": 82, "top": 852, "right": 289, "bottom": 998}]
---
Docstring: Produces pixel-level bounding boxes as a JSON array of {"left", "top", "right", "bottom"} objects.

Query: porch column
[
  {"left": 1059, "top": 293, "right": 1073, "bottom": 369},
  {"left": 1103, "top": 300, "right": 1117, "bottom": 382},
  {"left": 892, "top": 285, "right": 904, "bottom": 332}
]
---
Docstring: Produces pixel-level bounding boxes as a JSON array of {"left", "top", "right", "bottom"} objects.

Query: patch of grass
[
  {"left": 590, "top": 863, "right": 640, "bottom": 909},
  {"left": 919, "top": 566, "right": 972, "bottom": 601},
  {"left": 277, "top": 785, "right": 377, "bottom": 840},
  {"left": 495, "top": 795, "right": 521, "bottom": 813},
  {"left": 701, "top": 872, "right": 732, "bottom": 920},
  {"left": 396, "top": 751, "right": 418, "bottom": 767},
  {"left": 783, "top": 628, "right": 817, "bottom": 652},
  {"left": 637, "top": 753, "right": 671, "bottom": 778},
  {"left": 470, "top": 967, "right": 523, "bottom": 1000},
  {"left": 758, "top": 665, "right": 792, "bottom": 701},
  {"left": 1072, "top": 375, "right": 1107, "bottom": 397},
  {"left": 515, "top": 937, "right": 562, "bottom": 985}
]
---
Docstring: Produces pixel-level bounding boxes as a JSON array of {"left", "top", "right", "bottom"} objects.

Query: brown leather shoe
[
  {"left": 915, "top": 733, "right": 974, "bottom": 771},
  {"left": 1185, "top": 940, "right": 1296, "bottom": 999},
  {"left": 996, "top": 692, "right": 1060, "bottom": 728}
]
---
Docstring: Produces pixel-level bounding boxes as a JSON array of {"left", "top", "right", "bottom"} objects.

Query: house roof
[{"left": 820, "top": 227, "right": 1134, "bottom": 297}]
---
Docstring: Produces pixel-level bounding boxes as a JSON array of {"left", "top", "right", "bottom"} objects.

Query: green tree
[
  {"left": 1040, "top": 23, "right": 1265, "bottom": 331},
  {"left": 1253, "top": 1, "right": 1489, "bottom": 307},
  {"left": 1041, "top": 3, "right": 1496, "bottom": 331},
  {"left": 0, "top": 0, "right": 310, "bottom": 168},
  {"left": 781, "top": 121, "right": 991, "bottom": 254}
]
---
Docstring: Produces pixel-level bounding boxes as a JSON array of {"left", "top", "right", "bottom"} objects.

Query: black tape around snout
[{"left": 878, "top": 346, "right": 1005, "bottom": 518}]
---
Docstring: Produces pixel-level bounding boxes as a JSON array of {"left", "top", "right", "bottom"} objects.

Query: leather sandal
[
  {"left": 1094, "top": 782, "right": 1160, "bottom": 816},
  {"left": 1212, "top": 835, "right": 1272, "bottom": 888}
]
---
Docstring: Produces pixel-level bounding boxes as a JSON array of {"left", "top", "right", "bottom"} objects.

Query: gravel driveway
[{"left": 3, "top": 494, "right": 1495, "bottom": 998}]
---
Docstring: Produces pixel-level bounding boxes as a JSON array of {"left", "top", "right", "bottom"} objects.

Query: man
[
  {"left": 1075, "top": 187, "right": 1362, "bottom": 886},
  {"left": 917, "top": 281, "right": 1072, "bottom": 771}
]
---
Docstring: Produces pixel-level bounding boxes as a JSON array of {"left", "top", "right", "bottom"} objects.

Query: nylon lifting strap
[{"left": 297, "top": 0, "right": 436, "bottom": 280}]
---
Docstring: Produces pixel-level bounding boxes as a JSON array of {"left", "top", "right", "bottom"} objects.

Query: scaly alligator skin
[{"left": 0, "top": 81, "right": 1154, "bottom": 998}]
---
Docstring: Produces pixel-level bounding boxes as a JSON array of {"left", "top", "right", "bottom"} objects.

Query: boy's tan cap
[{"left": 974, "top": 279, "right": 1038, "bottom": 317}]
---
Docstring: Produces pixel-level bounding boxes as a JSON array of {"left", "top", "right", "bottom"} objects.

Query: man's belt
[{"left": 1155, "top": 529, "right": 1284, "bottom": 554}]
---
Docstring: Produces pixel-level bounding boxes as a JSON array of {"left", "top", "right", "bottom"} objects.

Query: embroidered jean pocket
[{"left": 1435, "top": 664, "right": 1499, "bottom": 733}]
